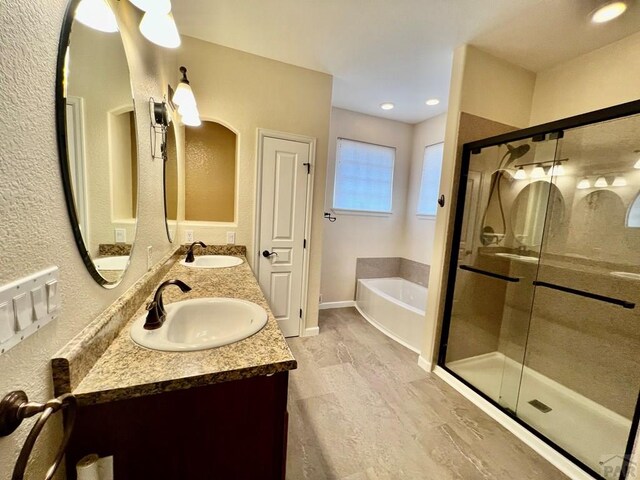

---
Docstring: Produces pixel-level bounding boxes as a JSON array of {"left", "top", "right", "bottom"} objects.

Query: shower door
[
  {"left": 441, "top": 135, "right": 560, "bottom": 412},
  {"left": 517, "top": 113, "right": 640, "bottom": 478}
]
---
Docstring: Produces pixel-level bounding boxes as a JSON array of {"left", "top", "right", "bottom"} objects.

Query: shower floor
[{"left": 447, "top": 351, "right": 632, "bottom": 475}]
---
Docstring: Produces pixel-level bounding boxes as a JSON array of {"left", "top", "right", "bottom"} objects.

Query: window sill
[
  {"left": 331, "top": 208, "right": 392, "bottom": 218},
  {"left": 416, "top": 213, "right": 437, "bottom": 219}
]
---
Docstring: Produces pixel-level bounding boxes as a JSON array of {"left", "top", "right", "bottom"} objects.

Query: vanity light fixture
[
  {"left": 139, "top": 11, "right": 181, "bottom": 48},
  {"left": 425, "top": 99, "right": 440, "bottom": 106},
  {"left": 548, "top": 162, "right": 565, "bottom": 176},
  {"left": 590, "top": 1, "right": 628, "bottom": 23},
  {"left": 170, "top": 66, "right": 201, "bottom": 127},
  {"left": 577, "top": 177, "right": 591, "bottom": 189},
  {"left": 380, "top": 103, "right": 395, "bottom": 110},
  {"left": 594, "top": 176, "right": 608, "bottom": 187},
  {"left": 531, "top": 164, "right": 546, "bottom": 179},
  {"left": 514, "top": 167, "right": 528, "bottom": 180},
  {"left": 75, "top": 0, "right": 119, "bottom": 33},
  {"left": 612, "top": 176, "right": 628, "bottom": 187}
]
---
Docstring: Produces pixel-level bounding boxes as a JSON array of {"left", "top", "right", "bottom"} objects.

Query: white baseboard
[
  {"left": 433, "top": 366, "right": 597, "bottom": 480},
  {"left": 319, "top": 301, "right": 356, "bottom": 310},
  {"left": 417, "top": 355, "right": 432, "bottom": 372},
  {"left": 302, "top": 326, "right": 319, "bottom": 337}
]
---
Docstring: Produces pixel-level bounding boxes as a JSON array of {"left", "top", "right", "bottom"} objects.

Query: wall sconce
[
  {"left": 514, "top": 167, "right": 527, "bottom": 180},
  {"left": 594, "top": 176, "right": 608, "bottom": 187},
  {"left": 75, "top": 0, "right": 119, "bottom": 32},
  {"left": 169, "top": 66, "right": 201, "bottom": 127},
  {"left": 577, "top": 178, "right": 591, "bottom": 189},
  {"left": 612, "top": 176, "right": 627, "bottom": 187},
  {"left": 130, "top": 0, "right": 181, "bottom": 48},
  {"left": 531, "top": 164, "right": 546, "bottom": 179},
  {"left": 149, "top": 98, "right": 170, "bottom": 161}
]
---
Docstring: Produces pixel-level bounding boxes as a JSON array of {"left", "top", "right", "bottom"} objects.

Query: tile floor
[{"left": 285, "top": 307, "right": 568, "bottom": 480}]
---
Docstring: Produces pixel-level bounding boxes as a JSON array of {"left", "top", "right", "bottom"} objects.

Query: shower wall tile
[{"left": 399, "top": 258, "right": 430, "bottom": 287}]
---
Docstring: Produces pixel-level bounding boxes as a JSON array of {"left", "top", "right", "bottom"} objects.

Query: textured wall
[
  {"left": 321, "top": 108, "right": 414, "bottom": 303},
  {"left": 184, "top": 121, "right": 236, "bottom": 222},
  {"left": 0, "top": 0, "right": 174, "bottom": 478}
]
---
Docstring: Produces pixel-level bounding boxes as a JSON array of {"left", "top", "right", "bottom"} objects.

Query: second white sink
[
  {"left": 180, "top": 255, "right": 243, "bottom": 269},
  {"left": 130, "top": 298, "right": 268, "bottom": 352}
]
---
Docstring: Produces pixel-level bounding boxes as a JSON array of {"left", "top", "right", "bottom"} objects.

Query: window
[
  {"left": 333, "top": 138, "right": 395, "bottom": 213},
  {"left": 417, "top": 142, "right": 444, "bottom": 216}
]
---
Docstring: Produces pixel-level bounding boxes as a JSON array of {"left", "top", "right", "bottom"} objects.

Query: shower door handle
[
  {"left": 532, "top": 281, "right": 635, "bottom": 309},
  {"left": 459, "top": 265, "right": 520, "bottom": 283}
]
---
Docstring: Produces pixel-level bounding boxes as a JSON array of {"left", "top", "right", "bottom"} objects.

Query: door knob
[
  {"left": 262, "top": 250, "right": 278, "bottom": 258},
  {"left": 438, "top": 194, "right": 445, "bottom": 207}
]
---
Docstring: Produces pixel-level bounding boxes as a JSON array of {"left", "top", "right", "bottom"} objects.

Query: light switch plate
[
  {"left": 226, "top": 232, "right": 236, "bottom": 244},
  {"left": 0, "top": 266, "right": 59, "bottom": 355},
  {"left": 185, "top": 230, "right": 194, "bottom": 243}
]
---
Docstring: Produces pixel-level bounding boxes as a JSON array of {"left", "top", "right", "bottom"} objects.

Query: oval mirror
[
  {"left": 511, "top": 181, "right": 564, "bottom": 247},
  {"left": 56, "top": 0, "right": 138, "bottom": 287},
  {"left": 164, "top": 122, "right": 179, "bottom": 242}
]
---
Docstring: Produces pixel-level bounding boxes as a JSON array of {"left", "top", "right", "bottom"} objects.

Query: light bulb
[
  {"left": 577, "top": 178, "right": 591, "bottom": 189},
  {"left": 594, "top": 176, "right": 608, "bottom": 187},
  {"left": 380, "top": 103, "right": 394, "bottom": 110},
  {"left": 130, "top": 0, "right": 172, "bottom": 14},
  {"left": 549, "top": 162, "right": 565, "bottom": 176},
  {"left": 612, "top": 176, "right": 627, "bottom": 187},
  {"left": 139, "top": 11, "right": 181, "bottom": 48},
  {"left": 425, "top": 99, "right": 440, "bottom": 106},
  {"left": 75, "top": 0, "right": 119, "bottom": 33},
  {"left": 591, "top": 1, "right": 628, "bottom": 23},
  {"left": 514, "top": 167, "right": 527, "bottom": 180},
  {"left": 531, "top": 164, "right": 546, "bottom": 179}
]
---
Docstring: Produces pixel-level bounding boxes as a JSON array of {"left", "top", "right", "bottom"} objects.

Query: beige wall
[
  {"left": 184, "top": 121, "right": 236, "bottom": 222},
  {"left": 174, "top": 36, "right": 333, "bottom": 332},
  {"left": 401, "top": 113, "right": 447, "bottom": 265},
  {"left": 0, "top": 0, "right": 176, "bottom": 477},
  {"left": 321, "top": 108, "right": 414, "bottom": 303},
  {"left": 530, "top": 30, "right": 640, "bottom": 125}
]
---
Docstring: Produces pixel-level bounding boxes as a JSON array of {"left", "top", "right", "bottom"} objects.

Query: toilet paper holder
[{"left": 0, "top": 390, "right": 77, "bottom": 480}]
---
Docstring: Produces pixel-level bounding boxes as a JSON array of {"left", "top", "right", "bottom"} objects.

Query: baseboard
[
  {"left": 433, "top": 366, "right": 597, "bottom": 480},
  {"left": 302, "top": 326, "right": 319, "bottom": 337},
  {"left": 417, "top": 355, "right": 432, "bottom": 372},
  {"left": 318, "top": 301, "right": 356, "bottom": 310}
]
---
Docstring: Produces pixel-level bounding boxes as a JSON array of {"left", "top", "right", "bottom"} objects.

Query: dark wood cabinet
[{"left": 66, "top": 372, "right": 289, "bottom": 480}]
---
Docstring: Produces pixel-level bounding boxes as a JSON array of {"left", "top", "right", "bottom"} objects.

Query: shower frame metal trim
[{"left": 437, "top": 98, "right": 640, "bottom": 480}]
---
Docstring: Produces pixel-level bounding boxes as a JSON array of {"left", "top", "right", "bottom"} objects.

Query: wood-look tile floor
[{"left": 285, "top": 308, "right": 568, "bottom": 480}]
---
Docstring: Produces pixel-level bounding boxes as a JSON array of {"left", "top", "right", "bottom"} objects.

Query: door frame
[{"left": 254, "top": 129, "right": 317, "bottom": 337}]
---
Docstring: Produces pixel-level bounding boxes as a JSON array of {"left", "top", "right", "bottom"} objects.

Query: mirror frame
[
  {"left": 55, "top": 0, "right": 137, "bottom": 288},
  {"left": 163, "top": 120, "right": 178, "bottom": 243}
]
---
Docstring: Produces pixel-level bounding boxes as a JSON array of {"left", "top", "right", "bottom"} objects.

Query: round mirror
[
  {"left": 164, "top": 122, "right": 179, "bottom": 242},
  {"left": 56, "top": 0, "right": 138, "bottom": 287},
  {"left": 511, "top": 181, "right": 564, "bottom": 247}
]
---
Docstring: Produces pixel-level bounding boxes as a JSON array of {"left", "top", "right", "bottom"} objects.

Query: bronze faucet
[
  {"left": 144, "top": 280, "right": 191, "bottom": 330},
  {"left": 185, "top": 241, "right": 207, "bottom": 263}
]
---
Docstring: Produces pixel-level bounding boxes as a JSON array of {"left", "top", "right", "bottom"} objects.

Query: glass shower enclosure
[{"left": 439, "top": 102, "right": 640, "bottom": 480}]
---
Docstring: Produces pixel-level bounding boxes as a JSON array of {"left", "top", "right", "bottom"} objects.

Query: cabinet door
[
  {"left": 520, "top": 114, "right": 640, "bottom": 477},
  {"left": 443, "top": 136, "right": 559, "bottom": 412}
]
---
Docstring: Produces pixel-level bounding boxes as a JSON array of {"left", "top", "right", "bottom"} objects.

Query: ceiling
[{"left": 172, "top": 0, "right": 640, "bottom": 124}]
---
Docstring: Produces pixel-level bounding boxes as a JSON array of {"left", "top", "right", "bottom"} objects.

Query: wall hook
[{"left": 324, "top": 212, "right": 337, "bottom": 222}]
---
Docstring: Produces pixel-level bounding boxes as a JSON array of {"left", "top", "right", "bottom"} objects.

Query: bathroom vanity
[{"left": 51, "top": 247, "right": 296, "bottom": 479}]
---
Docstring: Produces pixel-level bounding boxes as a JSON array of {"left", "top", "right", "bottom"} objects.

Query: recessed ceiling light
[
  {"left": 425, "top": 98, "right": 440, "bottom": 106},
  {"left": 591, "top": 1, "right": 628, "bottom": 23},
  {"left": 380, "top": 103, "right": 395, "bottom": 110}
]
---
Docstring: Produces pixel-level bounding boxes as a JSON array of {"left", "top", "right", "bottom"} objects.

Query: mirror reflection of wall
[
  {"left": 62, "top": 12, "right": 138, "bottom": 285},
  {"left": 184, "top": 121, "right": 237, "bottom": 222}
]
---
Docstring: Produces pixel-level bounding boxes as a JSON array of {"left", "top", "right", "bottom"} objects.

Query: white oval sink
[
  {"left": 180, "top": 255, "right": 243, "bottom": 269},
  {"left": 130, "top": 298, "right": 268, "bottom": 352},
  {"left": 95, "top": 255, "right": 129, "bottom": 271}
]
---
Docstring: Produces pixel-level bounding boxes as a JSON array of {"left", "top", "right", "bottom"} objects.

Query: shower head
[{"left": 506, "top": 143, "right": 531, "bottom": 163}]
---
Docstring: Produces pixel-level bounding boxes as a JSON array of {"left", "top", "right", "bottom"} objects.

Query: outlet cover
[
  {"left": 115, "top": 228, "right": 126, "bottom": 243},
  {"left": 226, "top": 232, "right": 236, "bottom": 244},
  {"left": 185, "top": 230, "right": 194, "bottom": 243}
]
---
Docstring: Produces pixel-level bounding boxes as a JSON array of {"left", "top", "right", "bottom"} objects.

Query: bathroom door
[{"left": 257, "top": 134, "right": 312, "bottom": 337}]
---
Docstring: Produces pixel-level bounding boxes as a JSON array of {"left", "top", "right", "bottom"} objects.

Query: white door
[{"left": 258, "top": 136, "right": 310, "bottom": 337}]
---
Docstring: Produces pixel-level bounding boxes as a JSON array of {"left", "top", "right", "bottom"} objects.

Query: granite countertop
[{"left": 71, "top": 255, "right": 297, "bottom": 405}]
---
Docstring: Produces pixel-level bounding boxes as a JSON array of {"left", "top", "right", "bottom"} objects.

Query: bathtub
[{"left": 355, "top": 277, "right": 427, "bottom": 353}]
